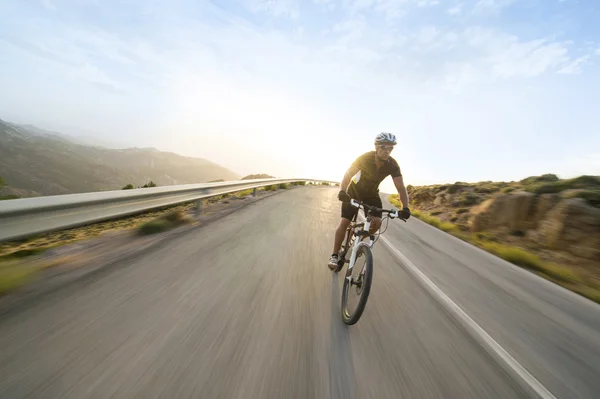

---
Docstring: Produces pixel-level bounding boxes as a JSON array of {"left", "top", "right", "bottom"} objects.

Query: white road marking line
[{"left": 380, "top": 235, "right": 557, "bottom": 399}]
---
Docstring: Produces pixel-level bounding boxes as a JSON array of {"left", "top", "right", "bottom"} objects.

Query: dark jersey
[{"left": 347, "top": 151, "right": 402, "bottom": 199}]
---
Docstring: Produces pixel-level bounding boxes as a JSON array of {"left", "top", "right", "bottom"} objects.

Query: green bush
[
  {"left": 473, "top": 232, "right": 499, "bottom": 242},
  {"left": 525, "top": 175, "right": 600, "bottom": 194},
  {"left": 565, "top": 189, "right": 600, "bottom": 207},
  {"left": 280, "top": 183, "right": 290, "bottom": 189},
  {"left": 474, "top": 184, "right": 500, "bottom": 194},
  {"left": 122, "top": 184, "right": 134, "bottom": 190},
  {"left": 142, "top": 181, "right": 157, "bottom": 188},
  {"left": 137, "top": 211, "right": 188, "bottom": 235},
  {"left": 520, "top": 174, "right": 559, "bottom": 185},
  {"left": 447, "top": 183, "right": 467, "bottom": 194},
  {"left": 164, "top": 210, "right": 183, "bottom": 222},
  {"left": 527, "top": 182, "right": 564, "bottom": 194},
  {"left": 138, "top": 219, "right": 170, "bottom": 235},
  {"left": 460, "top": 192, "right": 480, "bottom": 206}
]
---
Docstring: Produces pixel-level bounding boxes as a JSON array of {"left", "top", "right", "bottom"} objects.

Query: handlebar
[{"left": 349, "top": 198, "right": 406, "bottom": 221}]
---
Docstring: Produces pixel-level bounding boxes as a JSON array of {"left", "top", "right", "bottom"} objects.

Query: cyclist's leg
[
  {"left": 335, "top": 200, "right": 359, "bottom": 252},
  {"left": 333, "top": 218, "right": 352, "bottom": 254},
  {"left": 328, "top": 202, "right": 357, "bottom": 268}
]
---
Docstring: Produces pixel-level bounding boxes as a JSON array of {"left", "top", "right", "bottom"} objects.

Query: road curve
[{"left": 0, "top": 186, "right": 594, "bottom": 398}]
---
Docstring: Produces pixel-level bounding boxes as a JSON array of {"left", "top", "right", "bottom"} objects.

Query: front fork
[
  {"left": 345, "top": 220, "right": 373, "bottom": 284},
  {"left": 339, "top": 217, "right": 374, "bottom": 272}
]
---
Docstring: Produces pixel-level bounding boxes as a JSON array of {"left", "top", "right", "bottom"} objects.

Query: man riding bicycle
[{"left": 328, "top": 132, "right": 411, "bottom": 270}]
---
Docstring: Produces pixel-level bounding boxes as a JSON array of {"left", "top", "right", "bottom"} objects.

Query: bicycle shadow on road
[{"left": 328, "top": 271, "right": 358, "bottom": 399}]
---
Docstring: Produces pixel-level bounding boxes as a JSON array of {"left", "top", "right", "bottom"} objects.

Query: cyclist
[{"left": 328, "top": 132, "right": 411, "bottom": 270}]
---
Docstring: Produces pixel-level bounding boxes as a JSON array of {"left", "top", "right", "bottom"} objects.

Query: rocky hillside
[
  {"left": 390, "top": 174, "right": 600, "bottom": 302},
  {"left": 0, "top": 119, "right": 240, "bottom": 197}
]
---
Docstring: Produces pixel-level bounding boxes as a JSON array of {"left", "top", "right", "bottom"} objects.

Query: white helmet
[{"left": 374, "top": 132, "right": 397, "bottom": 145}]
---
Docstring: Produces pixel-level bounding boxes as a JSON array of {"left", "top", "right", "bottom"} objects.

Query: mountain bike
[{"left": 333, "top": 198, "right": 406, "bottom": 325}]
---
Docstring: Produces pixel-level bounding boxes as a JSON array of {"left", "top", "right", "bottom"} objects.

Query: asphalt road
[{"left": 0, "top": 186, "right": 598, "bottom": 398}]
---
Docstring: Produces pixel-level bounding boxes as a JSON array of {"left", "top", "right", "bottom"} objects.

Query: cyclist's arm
[
  {"left": 393, "top": 175, "right": 410, "bottom": 209},
  {"left": 340, "top": 165, "right": 360, "bottom": 193}
]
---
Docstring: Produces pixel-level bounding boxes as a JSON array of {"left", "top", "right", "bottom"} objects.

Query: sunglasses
[{"left": 378, "top": 145, "right": 394, "bottom": 151}]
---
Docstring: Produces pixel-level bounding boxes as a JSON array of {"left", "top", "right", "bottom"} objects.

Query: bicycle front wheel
[{"left": 341, "top": 243, "right": 373, "bottom": 325}]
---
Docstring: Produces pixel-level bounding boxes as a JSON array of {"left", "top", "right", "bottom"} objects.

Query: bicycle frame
[{"left": 338, "top": 199, "right": 400, "bottom": 274}]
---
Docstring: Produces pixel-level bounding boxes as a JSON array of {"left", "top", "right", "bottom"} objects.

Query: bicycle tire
[{"left": 341, "top": 243, "right": 373, "bottom": 325}]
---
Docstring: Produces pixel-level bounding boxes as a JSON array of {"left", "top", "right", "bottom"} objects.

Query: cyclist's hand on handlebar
[
  {"left": 400, "top": 207, "right": 411, "bottom": 220},
  {"left": 338, "top": 190, "right": 351, "bottom": 202}
]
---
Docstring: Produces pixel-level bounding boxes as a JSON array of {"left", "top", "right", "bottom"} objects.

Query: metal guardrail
[{"left": 0, "top": 178, "right": 338, "bottom": 242}]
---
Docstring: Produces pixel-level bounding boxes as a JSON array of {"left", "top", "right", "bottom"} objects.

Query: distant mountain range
[{"left": 0, "top": 119, "right": 242, "bottom": 198}]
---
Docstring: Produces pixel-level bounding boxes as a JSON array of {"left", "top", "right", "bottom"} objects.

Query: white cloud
[
  {"left": 442, "top": 62, "right": 483, "bottom": 93},
  {"left": 417, "top": 26, "right": 439, "bottom": 44},
  {"left": 41, "top": 0, "right": 56, "bottom": 10},
  {"left": 463, "top": 28, "right": 571, "bottom": 79},
  {"left": 313, "top": 0, "right": 337, "bottom": 10},
  {"left": 243, "top": 0, "right": 300, "bottom": 18},
  {"left": 332, "top": 17, "right": 367, "bottom": 42},
  {"left": 342, "top": 0, "right": 412, "bottom": 20},
  {"left": 558, "top": 55, "right": 591, "bottom": 75},
  {"left": 489, "top": 40, "right": 569, "bottom": 78},
  {"left": 448, "top": 4, "right": 462, "bottom": 15},
  {"left": 417, "top": 0, "right": 440, "bottom": 6},
  {"left": 71, "top": 62, "right": 123, "bottom": 92},
  {"left": 472, "top": 0, "right": 521, "bottom": 16},
  {"left": 475, "top": 0, "right": 520, "bottom": 10}
]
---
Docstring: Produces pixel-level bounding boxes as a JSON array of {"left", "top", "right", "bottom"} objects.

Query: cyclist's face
[{"left": 376, "top": 144, "right": 394, "bottom": 159}]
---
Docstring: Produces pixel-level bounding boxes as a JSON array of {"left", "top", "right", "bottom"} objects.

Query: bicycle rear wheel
[{"left": 341, "top": 243, "right": 373, "bottom": 325}]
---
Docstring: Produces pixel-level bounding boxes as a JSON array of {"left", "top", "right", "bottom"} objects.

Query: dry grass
[
  {"left": 0, "top": 260, "right": 38, "bottom": 295},
  {"left": 137, "top": 210, "right": 193, "bottom": 235},
  {"left": 414, "top": 210, "right": 457, "bottom": 232},
  {"left": 390, "top": 198, "right": 457, "bottom": 232}
]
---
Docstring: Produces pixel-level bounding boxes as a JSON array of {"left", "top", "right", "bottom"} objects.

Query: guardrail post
[
  {"left": 253, "top": 188, "right": 257, "bottom": 197},
  {"left": 195, "top": 199, "right": 202, "bottom": 217},
  {"left": 195, "top": 189, "right": 210, "bottom": 217}
]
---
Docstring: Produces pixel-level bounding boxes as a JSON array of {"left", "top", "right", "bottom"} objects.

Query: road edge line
[{"left": 380, "top": 235, "right": 557, "bottom": 399}]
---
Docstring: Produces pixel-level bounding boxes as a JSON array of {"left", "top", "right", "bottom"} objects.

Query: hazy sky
[{"left": 1, "top": 0, "right": 599, "bottom": 193}]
